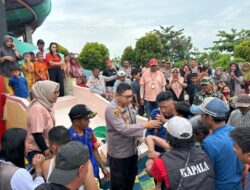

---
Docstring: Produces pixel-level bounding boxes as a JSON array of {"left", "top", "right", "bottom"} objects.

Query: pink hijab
[
  {"left": 69, "top": 57, "right": 82, "bottom": 78},
  {"left": 168, "top": 68, "right": 184, "bottom": 98}
]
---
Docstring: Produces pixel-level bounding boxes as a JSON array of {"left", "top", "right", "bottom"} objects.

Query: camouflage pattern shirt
[{"left": 193, "top": 91, "right": 223, "bottom": 105}]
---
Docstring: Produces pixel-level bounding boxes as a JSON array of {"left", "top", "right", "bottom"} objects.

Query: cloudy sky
[{"left": 33, "top": 0, "right": 250, "bottom": 57}]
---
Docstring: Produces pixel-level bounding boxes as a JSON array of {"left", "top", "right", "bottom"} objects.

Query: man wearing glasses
[{"left": 105, "top": 83, "right": 161, "bottom": 190}]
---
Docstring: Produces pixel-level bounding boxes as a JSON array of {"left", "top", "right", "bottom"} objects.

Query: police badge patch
[{"left": 114, "top": 108, "right": 120, "bottom": 117}]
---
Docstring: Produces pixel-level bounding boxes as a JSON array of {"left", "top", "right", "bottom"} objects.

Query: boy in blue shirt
[
  {"left": 68, "top": 104, "right": 110, "bottom": 182},
  {"left": 8, "top": 65, "right": 29, "bottom": 98},
  {"left": 145, "top": 91, "right": 174, "bottom": 153}
]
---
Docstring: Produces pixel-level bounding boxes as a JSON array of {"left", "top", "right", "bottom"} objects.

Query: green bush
[{"left": 78, "top": 42, "right": 109, "bottom": 70}]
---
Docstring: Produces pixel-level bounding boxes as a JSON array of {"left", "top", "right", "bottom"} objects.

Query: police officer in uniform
[{"left": 105, "top": 83, "right": 161, "bottom": 190}]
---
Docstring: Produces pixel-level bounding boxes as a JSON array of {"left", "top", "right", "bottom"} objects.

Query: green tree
[
  {"left": 121, "top": 46, "right": 136, "bottom": 64},
  {"left": 57, "top": 43, "right": 69, "bottom": 55},
  {"left": 154, "top": 26, "right": 192, "bottom": 60},
  {"left": 134, "top": 32, "right": 163, "bottom": 67},
  {"left": 209, "top": 29, "right": 250, "bottom": 52},
  {"left": 234, "top": 40, "right": 250, "bottom": 62},
  {"left": 78, "top": 42, "right": 109, "bottom": 70}
]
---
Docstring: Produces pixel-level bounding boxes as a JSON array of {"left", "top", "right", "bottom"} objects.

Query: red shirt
[
  {"left": 46, "top": 53, "right": 62, "bottom": 69},
  {"left": 151, "top": 157, "right": 170, "bottom": 188}
]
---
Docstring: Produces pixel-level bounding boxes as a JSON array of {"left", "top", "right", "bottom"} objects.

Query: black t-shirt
[
  {"left": 102, "top": 68, "right": 117, "bottom": 87},
  {"left": 35, "top": 183, "right": 69, "bottom": 190}
]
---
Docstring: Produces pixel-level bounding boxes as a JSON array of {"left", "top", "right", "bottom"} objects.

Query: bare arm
[
  {"left": 84, "top": 161, "right": 99, "bottom": 190},
  {"left": 133, "top": 94, "right": 139, "bottom": 106},
  {"left": 46, "top": 70, "right": 50, "bottom": 80},
  {"left": 161, "top": 85, "right": 166, "bottom": 91},
  {"left": 93, "top": 149, "right": 110, "bottom": 180},
  {"left": 146, "top": 135, "right": 170, "bottom": 159},
  {"left": 103, "top": 75, "right": 117, "bottom": 82},
  {"left": 35, "top": 71, "right": 42, "bottom": 80},
  {"left": 49, "top": 61, "right": 64, "bottom": 67},
  {"left": 140, "top": 85, "right": 144, "bottom": 100}
]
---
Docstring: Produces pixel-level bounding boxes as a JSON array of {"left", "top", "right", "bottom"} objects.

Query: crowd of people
[
  {"left": 0, "top": 35, "right": 86, "bottom": 99},
  {"left": 0, "top": 34, "right": 250, "bottom": 190}
]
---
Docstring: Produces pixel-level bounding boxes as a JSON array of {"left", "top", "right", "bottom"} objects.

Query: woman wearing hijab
[
  {"left": 242, "top": 62, "right": 250, "bottom": 94},
  {"left": 225, "top": 62, "right": 243, "bottom": 97},
  {"left": 167, "top": 68, "right": 187, "bottom": 101},
  {"left": 46, "top": 42, "right": 64, "bottom": 96},
  {"left": 69, "top": 57, "right": 83, "bottom": 80},
  {"left": 26, "top": 80, "right": 60, "bottom": 163},
  {"left": 213, "top": 67, "right": 227, "bottom": 84},
  {"left": 0, "top": 35, "right": 22, "bottom": 93},
  {"left": 0, "top": 128, "right": 45, "bottom": 190}
]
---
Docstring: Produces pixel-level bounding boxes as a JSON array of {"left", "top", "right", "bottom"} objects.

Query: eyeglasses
[
  {"left": 120, "top": 94, "right": 133, "bottom": 99},
  {"left": 54, "top": 90, "right": 60, "bottom": 96}
]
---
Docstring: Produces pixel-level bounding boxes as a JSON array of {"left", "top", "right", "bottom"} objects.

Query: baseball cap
[
  {"left": 163, "top": 116, "right": 193, "bottom": 139},
  {"left": 199, "top": 97, "right": 229, "bottom": 118},
  {"left": 190, "top": 105, "right": 201, "bottom": 115},
  {"left": 200, "top": 76, "right": 212, "bottom": 85},
  {"left": 149, "top": 58, "right": 158, "bottom": 66},
  {"left": 49, "top": 141, "right": 89, "bottom": 185},
  {"left": 117, "top": 70, "right": 126, "bottom": 77},
  {"left": 69, "top": 104, "right": 97, "bottom": 120},
  {"left": 235, "top": 94, "right": 250, "bottom": 108}
]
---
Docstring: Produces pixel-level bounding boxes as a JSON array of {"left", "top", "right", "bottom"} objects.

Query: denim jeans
[{"left": 145, "top": 100, "right": 157, "bottom": 118}]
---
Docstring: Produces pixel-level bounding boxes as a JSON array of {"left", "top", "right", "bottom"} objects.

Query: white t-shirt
[{"left": 11, "top": 168, "right": 44, "bottom": 190}]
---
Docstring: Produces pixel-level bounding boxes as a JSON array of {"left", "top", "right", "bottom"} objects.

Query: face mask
[{"left": 222, "top": 91, "right": 230, "bottom": 96}]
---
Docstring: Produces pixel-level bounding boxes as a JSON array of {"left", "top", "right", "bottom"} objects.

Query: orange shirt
[
  {"left": 45, "top": 53, "right": 62, "bottom": 69},
  {"left": 34, "top": 61, "right": 48, "bottom": 80},
  {"left": 140, "top": 70, "right": 166, "bottom": 101}
]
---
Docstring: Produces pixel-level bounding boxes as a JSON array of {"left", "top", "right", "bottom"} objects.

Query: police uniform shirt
[{"left": 105, "top": 99, "right": 144, "bottom": 159}]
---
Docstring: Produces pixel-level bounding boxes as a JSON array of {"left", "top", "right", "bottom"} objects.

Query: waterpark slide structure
[{"left": 5, "top": 0, "right": 51, "bottom": 38}]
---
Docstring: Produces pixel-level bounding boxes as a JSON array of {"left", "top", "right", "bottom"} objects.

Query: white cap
[
  {"left": 117, "top": 70, "right": 126, "bottom": 77},
  {"left": 164, "top": 116, "right": 193, "bottom": 139}
]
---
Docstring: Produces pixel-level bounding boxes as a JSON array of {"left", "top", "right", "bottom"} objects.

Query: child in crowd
[
  {"left": 8, "top": 65, "right": 29, "bottom": 99},
  {"left": 21, "top": 52, "right": 35, "bottom": 90},
  {"left": 131, "top": 68, "right": 144, "bottom": 116},
  {"left": 186, "top": 73, "right": 202, "bottom": 105},
  {"left": 29, "top": 51, "right": 36, "bottom": 62},
  {"left": 76, "top": 75, "right": 88, "bottom": 88},
  {"left": 62, "top": 53, "right": 71, "bottom": 78},
  {"left": 68, "top": 104, "right": 110, "bottom": 182},
  {"left": 34, "top": 52, "right": 49, "bottom": 81}
]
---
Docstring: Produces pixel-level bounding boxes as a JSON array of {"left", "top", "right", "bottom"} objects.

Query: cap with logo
[
  {"left": 200, "top": 76, "right": 212, "bottom": 85},
  {"left": 235, "top": 94, "right": 250, "bottom": 108},
  {"left": 149, "top": 58, "right": 158, "bottom": 66},
  {"left": 68, "top": 104, "right": 97, "bottom": 120},
  {"left": 199, "top": 97, "right": 229, "bottom": 118},
  {"left": 49, "top": 141, "right": 89, "bottom": 185},
  {"left": 117, "top": 70, "right": 126, "bottom": 77},
  {"left": 164, "top": 116, "right": 193, "bottom": 139}
]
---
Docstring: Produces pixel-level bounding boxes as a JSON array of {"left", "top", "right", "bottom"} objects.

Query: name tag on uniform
[{"left": 151, "top": 83, "right": 155, "bottom": 89}]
